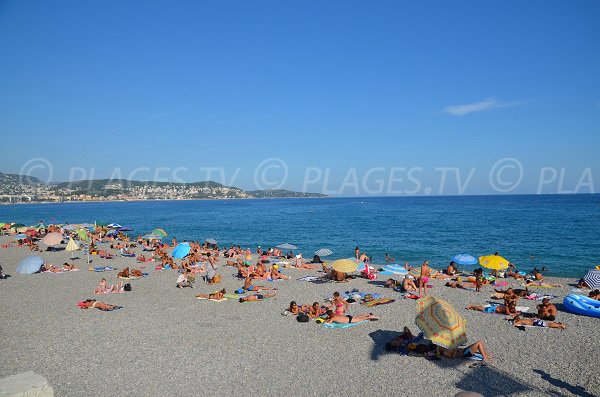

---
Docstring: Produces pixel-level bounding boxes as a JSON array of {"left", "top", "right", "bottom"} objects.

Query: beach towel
[
  {"left": 361, "top": 298, "right": 395, "bottom": 307},
  {"left": 121, "top": 253, "right": 136, "bottom": 257},
  {"left": 526, "top": 293, "right": 558, "bottom": 301},
  {"left": 196, "top": 296, "right": 227, "bottom": 302},
  {"left": 89, "top": 266, "right": 114, "bottom": 272},
  {"left": 322, "top": 320, "right": 368, "bottom": 329}
]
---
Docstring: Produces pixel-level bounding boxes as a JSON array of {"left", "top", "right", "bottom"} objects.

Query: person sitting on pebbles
[{"left": 536, "top": 298, "right": 557, "bottom": 321}]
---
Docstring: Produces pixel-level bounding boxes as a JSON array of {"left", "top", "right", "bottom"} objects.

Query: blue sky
[{"left": 0, "top": 0, "right": 599, "bottom": 195}]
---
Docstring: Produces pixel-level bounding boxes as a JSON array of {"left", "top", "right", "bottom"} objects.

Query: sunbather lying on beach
[
  {"left": 308, "top": 302, "right": 327, "bottom": 318},
  {"left": 62, "top": 262, "right": 79, "bottom": 271},
  {"left": 466, "top": 301, "right": 519, "bottom": 315},
  {"left": 436, "top": 341, "right": 492, "bottom": 363},
  {"left": 385, "top": 326, "right": 419, "bottom": 351},
  {"left": 239, "top": 293, "right": 276, "bottom": 302},
  {"left": 525, "top": 279, "right": 563, "bottom": 288},
  {"left": 445, "top": 281, "right": 468, "bottom": 289},
  {"left": 243, "top": 275, "right": 276, "bottom": 292},
  {"left": 512, "top": 315, "right": 566, "bottom": 330},
  {"left": 195, "top": 289, "right": 226, "bottom": 300},
  {"left": 492, "top": 287, "right": 529, "bottom": 299},
  {"left": 323, "top": 310, "right": 378, "bottom": 324},
  {"left": 42, "top": 263, "right": 62, "bottom": 273},
  {"left": 77, "top": 299, "right": 122, "bottom": 311},
  {"left": 589, "top": 289, "right": 600, "bottom": 300},
  {"left": 288, "top": 301, "right": 309, "bottom": 315}
]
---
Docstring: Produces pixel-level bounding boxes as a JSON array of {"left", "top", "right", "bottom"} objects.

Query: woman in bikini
[
  {"left": 330, "top": 291, "right": 349, "bottom": 315},
  {"left": 418, "top": 261, "right": 431, "bottom": 297},
  {"left": 78, "top": 299, "right": 122, "bottom": 311},
  {"left": 324, "top": 310, "right": 378, "bottom": 324}
]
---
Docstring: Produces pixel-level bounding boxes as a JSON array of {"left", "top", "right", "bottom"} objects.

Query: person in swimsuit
[
  {"left": 437, "top": 341, "right": 492, "bottom": 363},
  {"left": 466, "top": 301, "right": 519, "bottom": 316},
  {"left": 512, "top": 315, "right": 566, "bottom": 330},
  {"left": 402, "top": 276, "right": 418, "bottom": 292},
  {"left": 536, "top": 298, "right": 557, "bottom": 321},
  {"left": 307, "top": 302, "right": 326, "bottom": 318},
  {"left": 330, "top": 291, "right": 349, "bottom": 314},
  {"left": 288, "top": 301, "right": 309, "bottom": 315},
  {"left": 195, "top": 289, "right": 226, "bottom": 300},
  {"left": 419, "top": 261, "right": 431, "bottom": 297},
  {"left": 238, "top": 293, "right": 276, "bottom": 302},
  {"left": 78, "top": 299, "right": 122, "bottom": 311},
  {"left": 243, "top": 275, "right": 276, "bottom": 292},
  {"left": 324, "top": 310, "right": 378, "bottom": 324},
  {"left": 589, "top": 289, "right": 600, "bottom": 300}
]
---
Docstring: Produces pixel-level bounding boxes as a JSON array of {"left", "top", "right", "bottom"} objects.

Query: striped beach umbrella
[
  {"left": 314, "top": 248, "right": 333, "bottom": 257},
  {"left": 276, "top": 243, "right": 297, "bottom": 250},
  {"left": 584, "top": 269, "right": 600, "bottom": 289},
  {"left": 415, "top": 296, "right": 467, "bottom": 349},
  {"left": 206, "top": 238, "right": 218, "bottom": 245}
]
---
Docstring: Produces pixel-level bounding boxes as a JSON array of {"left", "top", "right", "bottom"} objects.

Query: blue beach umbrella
[
  {"left": 172, "top": 243, "right": 191, "bottom": 259},
  {"left": 451, "top": 253, "right": 478, "bottom": 266},
  {"left": 16, "top": 256, "right": 44, "bottom": 274},
  {"left": 13, "top": 234, "right": 27, "bottom": 240}
]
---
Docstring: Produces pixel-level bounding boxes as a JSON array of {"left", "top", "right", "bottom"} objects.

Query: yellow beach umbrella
[
  {"left": 65, "top": 238, "right": 79, "bottom": 259},
  {"left": 332, "top": 259, "right": 358, "bottom": 273},
  {"left": 479, "top": 255, "right": 509, "bottom": 270},
  {"left": 415, "top": 296, "right": 467, "bottom": 349}
]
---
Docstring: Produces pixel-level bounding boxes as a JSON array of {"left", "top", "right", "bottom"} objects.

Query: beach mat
[
  {"left": 361, "top": 298, "right": 395, "bottom": 307},
  {"left": 322, "top": 320, "right": 368, "bottom": 329},
  {"left": 196, "top": 296, "right": 227, "bottom": 302}
]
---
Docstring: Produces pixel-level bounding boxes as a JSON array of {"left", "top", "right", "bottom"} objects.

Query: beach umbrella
[
  {"left": 314, "top": 248, "right": 333, "bottom": 257},
  {"left": 451, "top": 253, "right": 478, "bottom": 266},
  {"left": 479, "top": 255, "right": 510, "bottom": 270},
  {"left": 172, "top": 243, "right": 191, "bottom": 259},
  {"left": 379, "top": 263, "right": 409, "bottom": 275},
  {"left": 276, "top": 243, "right": 298, "bottom": 250},
  {"left": 108, "top": 223, "right": 122, "bottom": 229},
  {"left": 76, "top": 229, "right": 89, "bottom": 241},
  {"left": 415, "top": 296, "right": 467, "bottom": 349},
  {"left": 118, "top": 226, "right": 133, "bottom": 232},
  {"left": 106, "top": 229, "right": 119, "bottom": 236},
  {"left": 35, "top": 223, "right": 46, "bottom": 230},
  {"left": 16, "top": 256, "right": 44, "bottom": 274},
  {"left": 0, "top": 223, "right": 6, "bottom": 228},
  {"left": 152, "top": 228, "right": 168, "bottom": 237},
  {"left": 584, "top": 269, "right": 600, "bottom": 289},
  {"left": 10, "top": 223, "right": 25, "bottom": 229},
  {"left": 206, "top": 238, "right": 218, "bottom": 245},
  {"left": 143, "top": 234, "right": 162, "bottom": 240},
  {"left": 62, "top": 225, "right": 76, "bottom": 231},
  {"left": 17, "top": 226, "right": 29, "bottom": 233},
  {"left": 332, "top": 259, "right": 358, "bottom": 273},
  {"left": 13, "top": 234, "right": 27, "bottom": 240},
  {"left": 42, "top": 232, "right": 63, "bottom": 246},
  {"left": 95, "top": 221, "right": 108, "bottom": 227},
  {"left": 65, "top": 238, "right": 79, "bottom": 259}
]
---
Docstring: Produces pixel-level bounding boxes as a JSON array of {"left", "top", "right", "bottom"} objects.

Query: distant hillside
[
  {"left": 0, "top": 172, "right": 43, "bottom": 185},
  {"left": 247, "top": 189, "right": 326, "bottom": 198},
  {"left": 0, "top": 173, "right": 326, "bottom": 201}
]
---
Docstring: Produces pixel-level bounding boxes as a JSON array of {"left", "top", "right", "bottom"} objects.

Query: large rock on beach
[{"left": 0, "top": 372, "right": 54, "bottom": 397}]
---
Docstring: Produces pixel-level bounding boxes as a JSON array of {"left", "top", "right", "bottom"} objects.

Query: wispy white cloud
[{"left": 443, "top": 97, "right": 521, "bottom": 116}]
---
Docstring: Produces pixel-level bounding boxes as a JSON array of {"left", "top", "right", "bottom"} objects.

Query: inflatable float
[
  {"left": 563, "top": 294, "right": 600, "bottom": 318},
  {"left": 378, "top": 263, "right": 409, "bottom": 276}
]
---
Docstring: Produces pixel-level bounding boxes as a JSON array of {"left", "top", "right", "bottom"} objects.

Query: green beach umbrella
[
  {"left": 95, "top": 221, "right": 108, "bottom": 227},
  {"left": 152, "top": 228, "right": 168, "bottom": 237},
  {"left": 76, "top": 229, "right": 89, "bottom": 241},
  {"left": 0, "top": 223, "right": 6, "bottom": 228}
]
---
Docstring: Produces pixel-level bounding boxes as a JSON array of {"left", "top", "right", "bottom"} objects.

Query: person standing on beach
[
  {"left": 205, "top": 252, "right": 217, "bottom": 283},
  {"left": 355, "top": 246, "right": 360, "bottom": 260},
  {"left": 418, "top": 261, "right": 431, "bottom": 297}
]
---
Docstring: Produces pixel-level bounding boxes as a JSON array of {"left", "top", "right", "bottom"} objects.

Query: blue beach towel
[{"left": 322, "top": 320, "right": 368, "bottom": 329}]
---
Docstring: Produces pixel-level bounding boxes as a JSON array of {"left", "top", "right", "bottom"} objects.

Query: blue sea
[{"left": 1, "top": 195, "right": 599, "bottom": 278}]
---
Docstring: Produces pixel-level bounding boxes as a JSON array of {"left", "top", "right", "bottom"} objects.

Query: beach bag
[
  {"left": 124, "top": 283, "right": 132, "bottom": 291},
  {"left": 297, "top": 313, "right": 309, "bottom": 323},
  {"left": 212, "top": 275, "right": 221, "bottom": 284}
]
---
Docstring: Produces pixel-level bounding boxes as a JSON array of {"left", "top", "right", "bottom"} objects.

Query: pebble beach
[{"left": 0, "top": 237, "right": 598, "bottom": 397}]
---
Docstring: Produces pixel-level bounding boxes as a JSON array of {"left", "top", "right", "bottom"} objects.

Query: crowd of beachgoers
[{"left": 2, "top": 221, "right": 599, "bottom": 371}]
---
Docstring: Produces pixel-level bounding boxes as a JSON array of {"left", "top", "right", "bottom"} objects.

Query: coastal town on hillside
[{"left": 0, "top": 172, "right": 325, "bottom": 203}]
